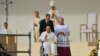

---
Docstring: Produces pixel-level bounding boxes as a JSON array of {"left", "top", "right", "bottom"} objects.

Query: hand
[
  {"left": 57, "top": 32, "right": 65, "bottom": 36},
  {"left": 45, "top": 34, "right": 47, "bottom": 39},
  {"left": 54, "top": 42, "right": 57, "bottom": 44}
]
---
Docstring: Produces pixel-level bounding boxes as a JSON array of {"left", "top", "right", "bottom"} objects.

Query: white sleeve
[{"left": 39, "top": 32, "right": 45, "bottom": 41}]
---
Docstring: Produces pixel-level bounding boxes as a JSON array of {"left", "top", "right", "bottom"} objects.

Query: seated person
[{"left": 40, "top": 26, "right": 57, "bottom": 56}]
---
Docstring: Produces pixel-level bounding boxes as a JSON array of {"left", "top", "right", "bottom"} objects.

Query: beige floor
[{"left": 31, "top": 42, "right": 95, "bottom": 56}]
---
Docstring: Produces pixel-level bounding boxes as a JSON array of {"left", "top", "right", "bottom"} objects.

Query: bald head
[{"left": 46, "top": 26, "right": 51, "bottom": 33}]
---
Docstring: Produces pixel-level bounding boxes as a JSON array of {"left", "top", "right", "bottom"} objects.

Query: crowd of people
[
  {"left": 31, "top": 0, "right": 71, "bottom": 56},
  {"left": 33, "top": 11, "right": 71, "bottom": 56},
  {"left": 0, "top": 0, "right": 71, "bottom": 56},
  {"left": 32, "top": 1, "right": 72, "bottom": 56}
]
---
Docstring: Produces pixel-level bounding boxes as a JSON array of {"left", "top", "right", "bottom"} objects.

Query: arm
[
  {"left": 40, "top": 32, "right": 48, "bottom": 42},
  {"left": 39, "top": 32, "right": 45, "bottom": 41},
  {"left": 54, "top": 34, "right": 57, "bottom": 44},
  {"left": 57, "top": 32, "right": 65, "bottom": 36}
]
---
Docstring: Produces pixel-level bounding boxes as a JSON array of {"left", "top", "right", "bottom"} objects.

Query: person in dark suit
[{"left": 39, "top": 14, "right": 54, "bottom": 35}]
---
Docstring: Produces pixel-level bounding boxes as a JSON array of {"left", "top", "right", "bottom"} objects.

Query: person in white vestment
[
  {"left": 32, "top": 11, "right": 41, "bottom": 42},
  {"left": 48, "top": 0, "right": 61, "bottom": 20},
  {"left": 50, "top": 12, "right": 57, "bottom": 26},
  {"left": 40, "top": 26, "right": 57, "bottom": 56},
  {"left": 55, "top": 17, "right": 71, "bottom": 56},
  {"left": 0, "top": 22, "right": 12, "bottom": 34}
]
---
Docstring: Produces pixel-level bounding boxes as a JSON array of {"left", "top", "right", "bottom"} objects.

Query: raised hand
[
  {"left": 45, "top": 34, "right": 48, "bottom": 39},
  {"left": 57, "top": 32, "right": 65, "bottom": 36}
]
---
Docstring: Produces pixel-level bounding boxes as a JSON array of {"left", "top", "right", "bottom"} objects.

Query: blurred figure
[
  {"left": 40, "top": 26, "right": 57, "bottom": 56},
  {"left": 48, "top": 0, "right": 61, "bottom": 20},
  {"left": 55, "top": 17, "right": 71, "bottom": 56},
  {"left": 32, "top": 11, "right": 41, "bottom": 42},
  {"left": 0, "top": 22, "right": 12, "bottom": 34},
  {"left": 0, "top": 43, "right": 12, "bottom": 56},
  {"left": 39, "top": 14, "right": 54, "bottom": 35},
  {"left": 50, "top": 13, "right": 57, "bottom": 26}
]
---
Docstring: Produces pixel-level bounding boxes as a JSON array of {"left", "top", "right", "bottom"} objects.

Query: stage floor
[{"left": 29, "top": 42, "right": 95, "bottom": 56}]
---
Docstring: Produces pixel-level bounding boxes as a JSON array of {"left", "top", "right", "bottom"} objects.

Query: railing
[{"left": 0, "top": 32, "right": 31, "bottom": 56}]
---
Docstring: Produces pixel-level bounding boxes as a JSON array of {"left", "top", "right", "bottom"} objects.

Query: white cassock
[
  {"left": 33, "top": 18, "right": 40, "bottom": 42},
  {"left": 55, "top": 24, "right": 70, "bottom": 47},
  {"left": 50, "top": 17, "right": 57, "bottom": 26},
  {"left": 40, "top": 31, "right": 57, "bottom": 56},
  {"left": 48, "top": 9, "right": 61, "bottom": 20},
  {"left": 31, "top": 17, "right": 40, "bottom": 42}
]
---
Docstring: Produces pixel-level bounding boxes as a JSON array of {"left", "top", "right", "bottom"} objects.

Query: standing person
[
  {"left": 48, "top": 0, "right": 61, "bottom": 20},
  {"left": 32, "top": 11, "right": 41, "bottom": 42},
  {"left": 39, "top": 14, "right": 54, "bottom": 35},
  {"left": 40, "top": 26, "right": 57, "bottom": 56},
  {"left": 50, "top": 13, "right": 57, "bottom": 26},
  {"left": 55, "top": 17, "right": 71, "bottom": 56}
]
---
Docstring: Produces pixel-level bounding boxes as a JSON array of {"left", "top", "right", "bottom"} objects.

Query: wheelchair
[
  {"left": 40, "top": 41, "right": 49, "bottom": 56},
  {"left": 40, "top": 41, "right": 45, "bottom": 56}
]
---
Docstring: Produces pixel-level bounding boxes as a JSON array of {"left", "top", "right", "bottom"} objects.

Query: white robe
[
  {"left": 30, "top": 17, "right": 40, "bottom": 42},
  {"left": 40, "top": 31, "right": 57, "bottom": 55},
  {"left": 33, "top": 18, "right": 40, "bottom": 42},
  {"left": 48, "top": 9, "right": 61, "bottom": 20},
  {"left": 55, "top": 24, "right": 70, "bottom": 47}
]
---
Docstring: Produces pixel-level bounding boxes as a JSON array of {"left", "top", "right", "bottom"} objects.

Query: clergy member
[
  {"left": 39, "top": 14, "right": 54, "bottom": 35},
  {"left": 50, "top": 13, "right": 57, "bottom": 26},
  {"left": 0, "top": 22, "right": 12, "bottom": 34},
  {"left": 33, "top": 11, "right": 41, "bottom": 42},
  {"left": 55, "top": 17, "right": 71, "bottom": 56},
  {"left": 48, "top": 0, "right": 61, "bottom": 20},
  {"left": 40, "top": 26, "right": 57, "bottom": 56}
]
